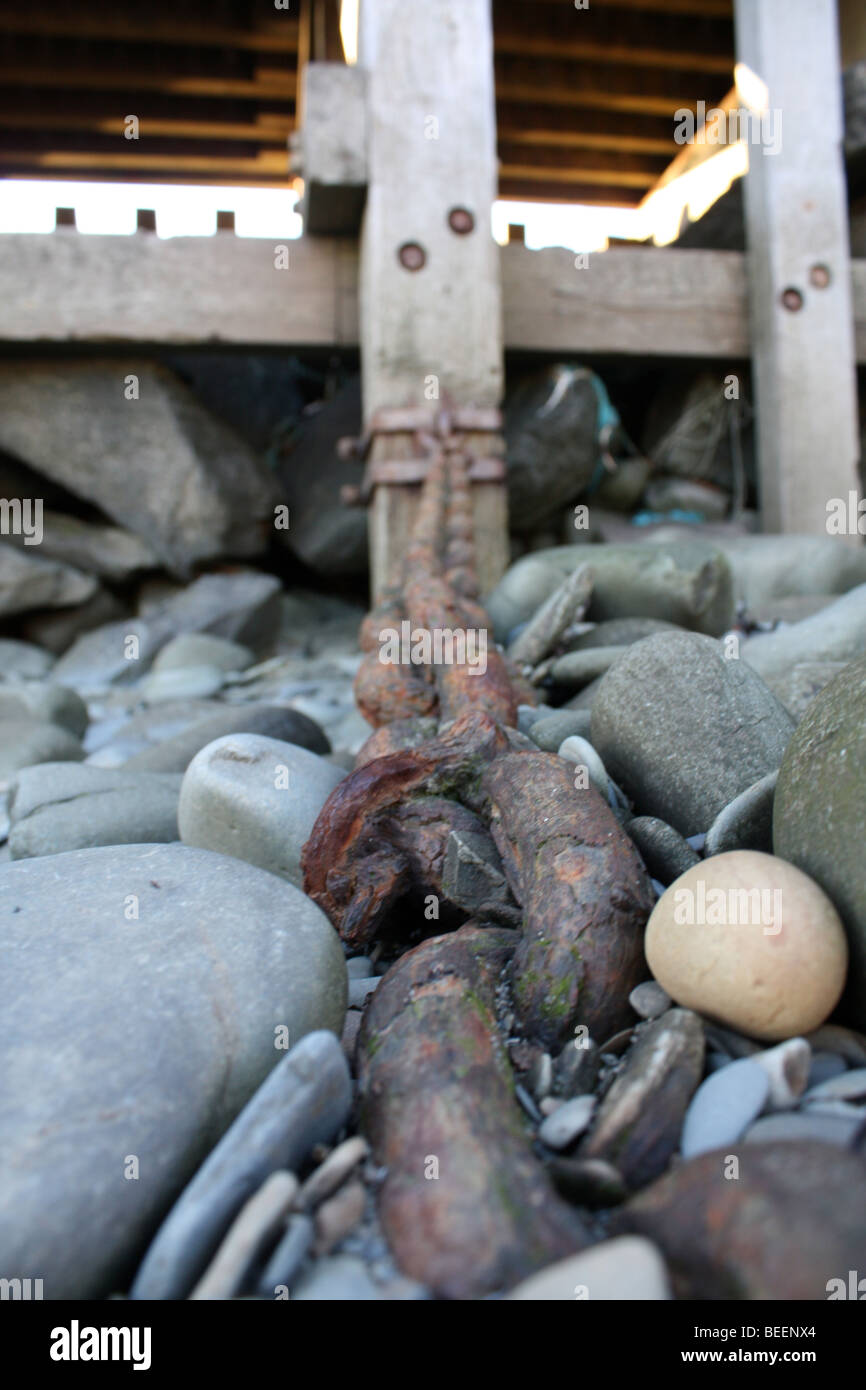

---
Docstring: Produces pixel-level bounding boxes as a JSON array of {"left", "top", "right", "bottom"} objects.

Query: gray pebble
[
  {"left": 190, "top": 1171, "right": 298, "bottom": 1300},
  {"left": 807, "top": 1052, "right": 849, "bottom": 1089},
  {"left": 527, "top": 709, "right": 592, "bottom": 752},
  {"left": 681, "top": 1058, "right": 770, "bottom": 1159},
  {"left": 801, "top": 1068, "right": 866, "bottom": 1105},
  {"left": 348, "top": 977, "right": 381, "bottom": 1009},
  {"left": 626, "top": 816, "right": 700, "bottom": 885},
  {"left": 257, "top": 1214, "right": 315, "bottom": 1297},
  {"left": 292, "top": 1254, "right": 383, "bottom": 1301},
  {"left": 539, "top": 1094, "right": 595, "bottom": 1151},
  {"left": 629, "top": 981, "right": 672, "bottom": 1020},
  {"left": 346, "top": 956, "right": 375, "bottom": 979},
  {"left": 130, "top": 1031, "right": 352, "bottom": 1301},
  {"left": 557, "top": 735, "right": 610, "bottom": 801},
  {"left": 744, "top": 1111, "right": 865, "bottom": 1148},
  {"left": 705, "top": 770, "right": 778, "bottom": 856}
]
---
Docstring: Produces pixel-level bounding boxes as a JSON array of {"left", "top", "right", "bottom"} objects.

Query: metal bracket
[{"left": 339, "top": 402, "right": 505, "bottom": 506}]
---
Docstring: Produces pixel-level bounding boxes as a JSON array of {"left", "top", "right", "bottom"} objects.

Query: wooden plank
[
  {"left": 0, "top": 150, "right": 289, "bottom": 176},
  {"left": 358, "top": 0, "right": 507, "bottom": 600},
  {"left": 0, "top": 233, "right": 357, "bottom": 347},
  {"left": 538, "top": 0, "right": 732, "bottom": 14},
  {"left": 496, "top": 107, "right": 675, "bottom": 156},
  {"left": 501, "top": 243, "right": 749, "bottom": 357},
  {"left": 0, "top": 68, "right": 295, "bottom": 99},
  {"left": 0, "top": 114, "right": 293, "bottom": 143},
  {"left": 734, "top": 0, "right": 861, "bottom": 536},
  {"left": 6, "top": 230, "right": 866, "bottom": 367},
  {"left": 0, "top": 12, "right": 300, "bottom": 50},
  {"left": 493, "top": 27, "right": 732, "bottom": 74}
]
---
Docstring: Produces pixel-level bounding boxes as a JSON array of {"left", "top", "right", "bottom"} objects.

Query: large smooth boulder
[
  {"left": 504, "top": 365, "right": 604, "bottom": 533},
  {"left": 774, "top": 657, "right": 866, "bottom": 1026},
  {"left": 486, "top": 540, "right": 734, "bottom": 642},
  {"left": 701, "top": 533, "right": 866, "bottom": 607},
  {"left": 0, "top": 843, "right": 346, "bottom": 1298},
  {"left": 0, "top": 360, "right": 276, "bottom": 574},
  {"left": 123, "top": 702, "right": 329, "bottom": 774},
  {"left": 590, "top": 631, "right": 795, "bottom": 835}
]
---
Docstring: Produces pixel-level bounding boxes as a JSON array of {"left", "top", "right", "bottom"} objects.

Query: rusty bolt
[
  {"left": 448, "top": 207, "right": 475, "bottom": 235},
  {"left": 809, "top": 263, "right": 832, "bottom": 289},
  {"left": 781, "top": 286, "right": 803, "bottom": 312},
  {"left": 398, "top": 242, "right": 426, "bottom": 271}
]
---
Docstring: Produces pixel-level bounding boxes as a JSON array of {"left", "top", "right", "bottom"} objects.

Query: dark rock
[
  {"left": 614, "top": 1141, "right": 866, "bottom": 1298},
  {"left": 580, "top": 1009, "right": 705, "bottom": 1189}
]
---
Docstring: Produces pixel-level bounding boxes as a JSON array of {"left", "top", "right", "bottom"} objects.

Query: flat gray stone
[
  {"left": 539, "top": 1095, "right": 596, "bottom": 1151},
  {"left": 629, "top": 981, "right": 672, "bottom": 1020},
  {"left": 0, "top": 844, "right": 347, "bottom": 1299},
  {"left": 7, "top": 763, "right": 181, "bottom": 858},
  {"left": 124, "top": 702, "right": 330, "bottom": 773},
  {"left": 51, "top": 619, "right": 164, "bottom": 690},
  {"left": 0, "top": 718, "right": 84, "bottom": 780},
  {"left": 0, "top": 540, "right": 97, "bottom": 617},
  {"left": 711, "top": 533, "right": 866, "bottom": 608},
  {"left": 557, "top": 735, "right": 610, "bottom": 802},
  {"left": 140, "top": 665, "right": 225, "bottom": 704},
  {"left": 178, "top": 733, "right": 343, "bottom": 888},
  {"left": 548, "top": 646, "right": 629, "bottom": 688},
  {"left": 742, "top": 585, "right": 866, "bottom": 683},
  {"left": 486, "top": 539, "right": 734, "bottom": 643},
  {"left": 705, "top": 771, "right": 778, "bottom": 856},
  {"left": 680, "top": 1058, "right": 770, "bottom": 1158},
  {"left": 774, "top": 657, "right": 866, "bottom": 1026},
  {"left": 0, "top": 638, "right": 54, "bottom": 679},
  {"left": 627, "top": 816, "right": 700, "bottom": 884},
  {"left": 257, "top": 1214, "right": 315, "bottom": 1297},
  {"left": 527, "top": 709, "right": 592, "bottom": 752},
  {"left": 744, "top": 1111, "right": 865, "bottom": 1148},
  {"left": 591, "top": 630, "right": 795, "bottom": 836},
  {"left": 152, "top": 632, "right": 254, "bottom": 674},
  {"left": 0, "top": 681, "right": 88, "bottom": 738},
  {"left": 802, "top": 1067, "right": 866, "bottom": 1104},
  {"left": 129, "top": 1028, "right": 351, "bottom": 1301},
  {"left": 292, "top": 1253, "right": 382, "bottom": 1301}
]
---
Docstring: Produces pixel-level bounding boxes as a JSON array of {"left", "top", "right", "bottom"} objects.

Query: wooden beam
[
  {"left": 496, "top": 80, "right": 701, "bottom": 119},
  {"left": 0, "top": 233, "right": 358, "bottom": 347},
  {"left": 498, "top": 144, "right": 666, "bottom": 187},
  {"left": 358, "top": 0, "right": 507, "bottom": 600},
  {"left": 6, "top": 230, "right": 866, "bottom": 368},
  {"left": 0, "top": 151, "right": 290, "bottom": 177},
  {"left": 0, "top": 69, "right": 296, "bottom": 100},
  {"left": 0, "top": 12, "right": 300, "bottom": 51},
  {"left": 498, "top": 179, "right": 642, "bottom": 205},
  {"left": 501, "top": 243, "right": 748, "bottom": 356},
  {"left": 537, "top": 0, "right": 732, "bottom": 14},
  {"left": 494, "top": 27, "right": 732, "bottom": 75},
  {"left": 734, "top": 0, "right": 861, "bottom": 536},
  {"left": 496, "top": 107, "right": 676, "bottom": 156},
  {"left": 0, "top": 114, "right": 293, "bottom": 144}
]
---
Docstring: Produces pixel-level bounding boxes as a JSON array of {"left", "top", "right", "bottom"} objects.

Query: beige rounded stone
[{"left": 645, "top": 851, "right": 848, "bottom": 1041}]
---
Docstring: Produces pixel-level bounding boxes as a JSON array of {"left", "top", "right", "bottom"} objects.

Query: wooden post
[
  {"left": 357, "top": 0, "right": 507, "bottom": 599},
  {"left": 734, "top": 0, "right": 861, "bottom": 537}
]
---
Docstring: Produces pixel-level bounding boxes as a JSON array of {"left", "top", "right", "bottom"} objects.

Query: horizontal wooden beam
[
  {"left": 0, "top": 68, "right": 296, "bottom": 100},
  {"left": 537, "top": 0, "right": 732, "bottom": 14},
  {"left": 0, "top": 12, "right": 300, "bottom": 51},
  {"left": 0, "top": 232, "right": 358, "bottom": 346},
  {"left": 494, "top": 27, "right": 732, "bottom": 74},
  {"left": 4, "top": 230, "right": 865, "bottom": 364},
  {"left": 0, "top": 150, "right": 290, "bottom": 177},
  {"left": 0, "top": 114, "right": 293, "bottom": 144},
  {"left": 497, "top": 179, "right": 643, "bottom": 205}
]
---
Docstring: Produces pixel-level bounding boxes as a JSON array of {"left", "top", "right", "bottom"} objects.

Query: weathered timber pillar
[
  {"left": 734, "top": 0, "right": 861, "bottom": 537},
  {"left": 358, "top": 0, "right": 508, "bottom": 599}
]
